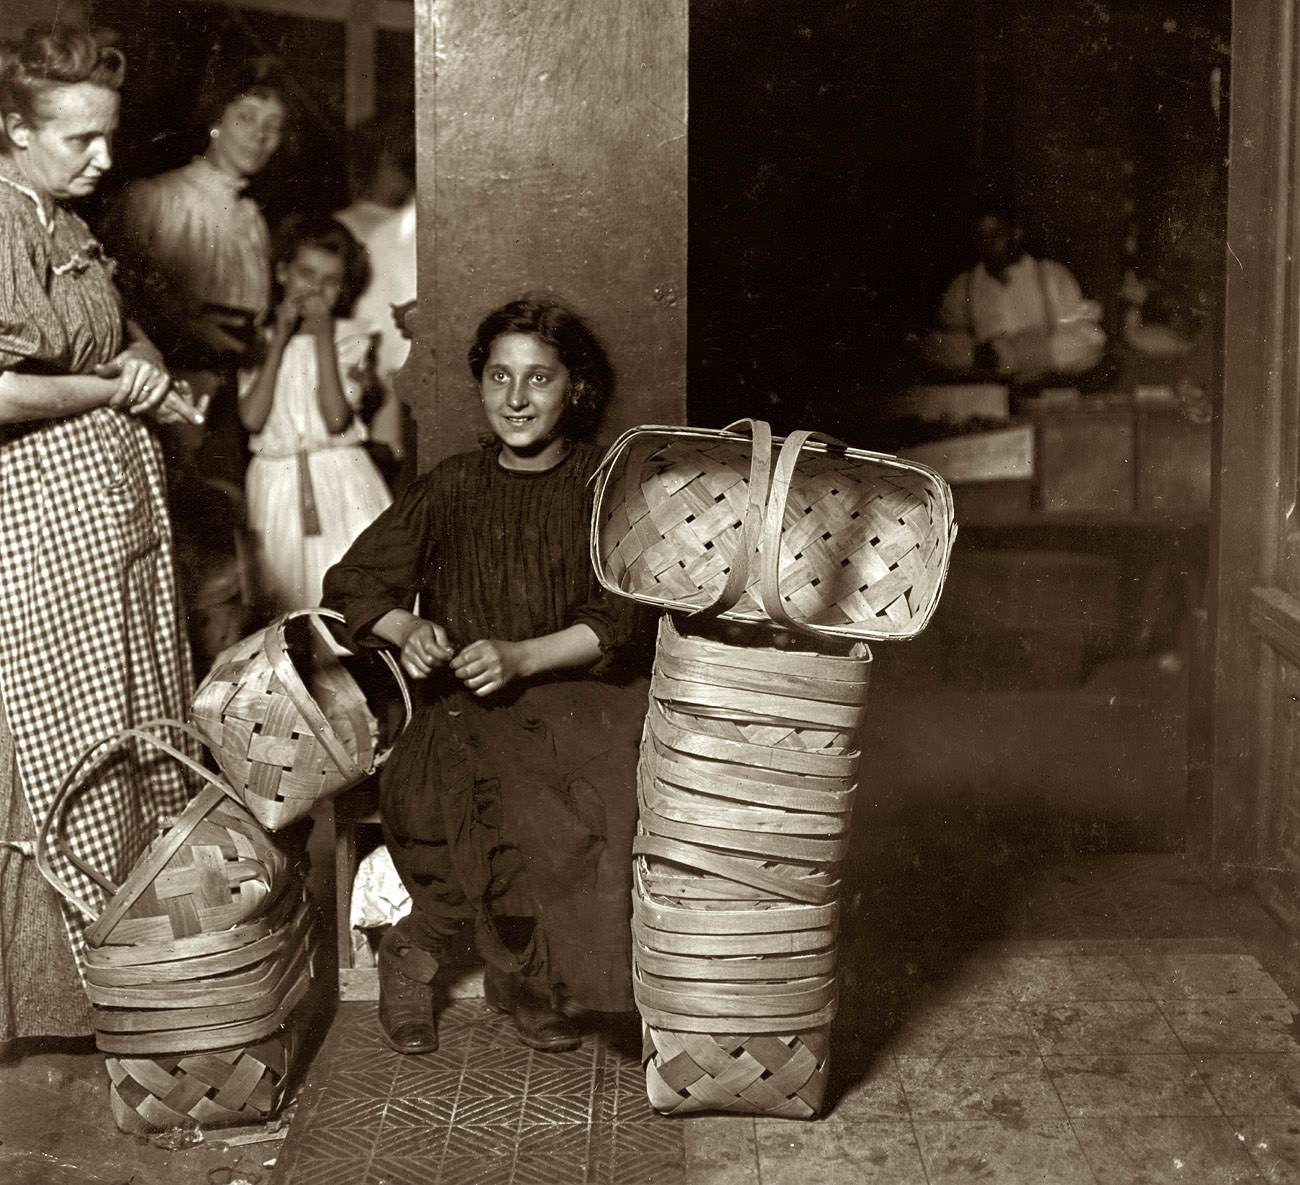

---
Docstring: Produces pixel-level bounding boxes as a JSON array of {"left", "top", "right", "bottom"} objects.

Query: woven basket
[
  {"left": 104, "top": 995, "right": 310, "bottom": 1134},
  {"left": 84, "top": 881, "right": 314, "bottom": 1132},
  {"left": 591, "top": 420, "right": 956, "bottom": 642},
  {"left": 633, "top": 615, "right": 870, "bottom": 1117},
  {"left": 84, "top": 897, "right": 314, "bottom": 1052},
  {"left": 190, "top": 607, "right": 412, "bottom": 830},
  {"left": 35, "top": 721, "right": 296, "bottom": 948}
]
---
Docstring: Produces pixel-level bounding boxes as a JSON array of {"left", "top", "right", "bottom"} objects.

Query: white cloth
[
  {"left": 342, "top": 198, "right": 416, "bottom": 388},
  {"left": 242, "top": 318, "right": 392, "bottom": 612},
  {"left": 926, "top": 254, "right": 1105, "bottom": 379},
  {"left": 350, "top": 844, "right": 411, "bottom": 931}
]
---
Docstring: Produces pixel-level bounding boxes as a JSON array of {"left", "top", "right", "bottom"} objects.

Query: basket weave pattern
[
  {"left": 634, "top": 616, "right": 870, "bottom": 1117},
  {"left": 105, "top": 1022, "right": 303, "bottom": 1134},
  {"left": 35, "top": 721, "right": 317, "bottom": 1134},
  {"left": 87, "top": 885, "right": 314, "bottom": 1131},
  {"left": 99, "top": 793, "right": 293, "bottom": 946},
  {"left": 190, "top": 608, "right": 407, "bottom": 831},
  {"left": 593, "top": 425, "right": 955, "bottom": 641}
]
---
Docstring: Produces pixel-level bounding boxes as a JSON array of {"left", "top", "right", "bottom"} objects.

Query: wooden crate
[
  {"left": 1034, "top": 407, "right": 1135, "bottom": 515},
  {"left": 897, "top": 423, "right": 1034, "bottom": 484},
  {"left": 934, "top": 548, "right": 1124, "bottom": 688}
]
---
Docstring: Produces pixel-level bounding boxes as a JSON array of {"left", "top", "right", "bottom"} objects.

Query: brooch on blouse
[{"left": 52, "top": 240, "right": 115, "bottom": 278}]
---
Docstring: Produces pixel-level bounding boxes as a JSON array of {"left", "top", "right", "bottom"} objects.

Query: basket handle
[
  {"left": 304, "top": 607, "right": 414, "bottom": 754},
  {"left": 754, "top": 429, "right": 849, "bottom": 631},
  {"left": 34, "top": 719, "right": 235, "bottom": 934},
  {"left": 263, "top": 607, "right": 413, "bottom": 779},
  {"left": 688, "top": 418, "right": 774, "bottom": 618}
]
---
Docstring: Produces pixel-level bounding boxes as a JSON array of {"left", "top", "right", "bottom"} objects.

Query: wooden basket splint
[
  {"left": 36, "top": 721, "right": 297, "bottom": 947},
  {"left": 633, "top": 615, "right": 871, "bottom": 1117},
  {"left": 592, "top": 420, "right": 956, "bottom": 642},
  {"left": 36, "top": 722, "right": 316, "bottom": 1133},
  {"left": 190, "top": 607, "right": 411, "bottom": 830},
  {"left": 86, "top": 884, "right": 315, "bottom": 1133}
]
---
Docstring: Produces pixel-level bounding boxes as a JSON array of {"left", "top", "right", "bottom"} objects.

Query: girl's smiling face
[{"left": 479, "top": 332, "right": 571, "bottom": 470}]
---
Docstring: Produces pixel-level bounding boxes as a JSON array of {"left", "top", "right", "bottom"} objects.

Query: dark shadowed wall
[{"left": 688, "top": 0, "right": 1229, "bottom": 446}]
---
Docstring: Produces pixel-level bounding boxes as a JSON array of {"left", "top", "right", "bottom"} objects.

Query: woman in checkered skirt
[{"left": 0, "top": 27, "right": 202, "bottom": 1042}]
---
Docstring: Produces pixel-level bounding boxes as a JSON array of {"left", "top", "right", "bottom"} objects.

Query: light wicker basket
[
  {"left": 84, "top": 893, "right": 313, "bottom": 1053},
  {"left": 35, "top": 724, "right": 318, "bottom": 1134},
  {"left": 633, "top": 615, "right": 871, "bottom": 1117},
  {"left": 36, "top": 721, "right": 296, "bottom": 948},
  {"left": 105, "top": 1019, "right": 306, "bottom": 1135},
  {"left": 591, "top": 421, "right": 956, "bottom": 641},
  {"left": 189, "top": 607, "right": 411, "bottom": 830}
]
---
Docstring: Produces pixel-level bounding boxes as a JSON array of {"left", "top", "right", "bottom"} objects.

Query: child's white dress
[{"left": 243, "top": 318, "right": 393, "bottom": 612}]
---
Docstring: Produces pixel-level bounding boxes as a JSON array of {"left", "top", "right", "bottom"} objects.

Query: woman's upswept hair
[
  {"left": 194, "top": 53, "right": 286, "bottom": 139},
  {"left": 468, "top": 297, "right": 615, "bottom": 441},
  {"left": 272, "top": 212, "right": 371, "bottom": 317},
  {"left": 0, "top": 25, "right": 124, "bottom": 147}
]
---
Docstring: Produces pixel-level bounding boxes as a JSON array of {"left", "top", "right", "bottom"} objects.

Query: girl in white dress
[{"left": 240, "top": 214, "right": 392, "bottom": 613}]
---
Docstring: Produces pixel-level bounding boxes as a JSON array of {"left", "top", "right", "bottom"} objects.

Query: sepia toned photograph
[{"left": 1, "top": 3, "right": 1293, "bottom": 1184}]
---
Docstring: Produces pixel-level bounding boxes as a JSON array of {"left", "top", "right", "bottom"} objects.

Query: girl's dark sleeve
[
  {"left": 321, "top": 473, "right": 433, "bottom": 649},
  {"left": 571, "top": 583, "right": 651, "bottom": 654}
]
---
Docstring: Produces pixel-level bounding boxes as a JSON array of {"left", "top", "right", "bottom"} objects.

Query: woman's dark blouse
[{"left": 323, "top": 441, "right": 643, "bottom": 674}]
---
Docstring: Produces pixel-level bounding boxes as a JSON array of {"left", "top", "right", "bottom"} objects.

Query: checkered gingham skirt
[{"left": 0, "top": 408, "right": 196, "bottom": 964}]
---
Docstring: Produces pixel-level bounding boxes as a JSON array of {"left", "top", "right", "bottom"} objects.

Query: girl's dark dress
[{"left": 322, "top": 440, "right": 648, "bottom": 1011}]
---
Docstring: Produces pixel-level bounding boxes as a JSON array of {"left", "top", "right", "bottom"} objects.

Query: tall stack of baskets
[
  {"left": 36, "top": 608, "right": 408, "bottom": 1135},
  {"left": 591, "top": 420, "right": 956, "bottom": 1117}
]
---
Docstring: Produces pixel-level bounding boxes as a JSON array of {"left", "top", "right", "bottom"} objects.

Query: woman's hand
[
  {"left": 96, "top": 346, "right": 175, "bottom": 417},
  {"left": 451, "top": 639, "right": 524, "bottom": 697},
  {"left": 397, "top": 619, "right": 456, "bottom": 679}
]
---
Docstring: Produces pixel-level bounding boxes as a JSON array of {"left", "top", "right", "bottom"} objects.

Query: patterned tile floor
[
  {"left": 271, "top": 1003, "right": 678, "bottom": 1185},
  {"left": 269, "top": 854, "right": 1300, "bottom": 1185}
]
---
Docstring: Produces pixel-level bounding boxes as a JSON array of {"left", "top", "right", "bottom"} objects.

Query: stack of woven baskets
[
  {"left": 36, "top": 608, "right": 407, "bottom": 1134},
  {"left": 591, "top": 421, "right": 955, "bottom": 1117}
]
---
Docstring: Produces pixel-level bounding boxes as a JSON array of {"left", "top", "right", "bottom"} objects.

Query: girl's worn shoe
[
  {"left": 482, "top": 963, "right": 581, "bottom": 1053},
  {"left": 378, "top": 931, "right": 439, "bottom": 1055}
]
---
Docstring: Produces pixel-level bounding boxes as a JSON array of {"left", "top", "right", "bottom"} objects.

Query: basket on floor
[
  {"left": 104, "top": 1015, "right": 307, "bottom": 1135},
  {"left": 35, "top": 721, "right": 298, "bottom": 948},
  {"left": 633, "top": 615, "right": 871, "bottom": 1117},
  {"left": 591, "top": 420, "right": 956, "bottom": 642},
  {"left": 35, "top": 722, "right": 318, "bottom": 1134},
  {"left": 82, "top": 869, "right": 314, "bottom": 1133},
  {"left": 190, "top": 607, "right": 412, "bottom": 830}
]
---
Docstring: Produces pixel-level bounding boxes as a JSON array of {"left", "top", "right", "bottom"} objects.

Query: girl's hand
[
  {"left": 274, "top": 294, "right": 304, "bottom": 335},
  {"left": 397, "top": 619, "right": 456, "bottom": 679},
  {"left": 299, "top": 293, "right": 333, "bottom": 336},
  {"left": 451, "top": 639, "right": 523, "bottom": 697}
]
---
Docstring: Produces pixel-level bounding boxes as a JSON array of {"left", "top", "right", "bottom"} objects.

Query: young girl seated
[
  {"left": 240, "top": 213, "right": 392, "bottom": 613},
  {"left": 322, "top": 296, "right": 650, "bottom": 1056}
]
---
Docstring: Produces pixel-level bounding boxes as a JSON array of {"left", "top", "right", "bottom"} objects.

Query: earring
[{"left": 210, "top": 127, "right": 220, "bottom": 139}]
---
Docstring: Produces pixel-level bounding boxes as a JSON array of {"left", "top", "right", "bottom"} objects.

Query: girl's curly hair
[
  {"left": 468, "top": 297, "right": 615, "bottom": 441},
  {"left": 271, "top": 212, "right": 371, "bottom": 318}
]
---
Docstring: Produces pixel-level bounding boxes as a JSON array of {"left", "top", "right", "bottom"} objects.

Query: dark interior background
[
  {"left": 82, "top": 0, "right": 1228, "bottom": 451},
  {"left": 687, "top": 0, "right": 1230, "bottom": 444}
]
